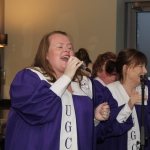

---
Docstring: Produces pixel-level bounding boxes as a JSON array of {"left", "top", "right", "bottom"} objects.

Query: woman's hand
[
  {"left": 95, "top": 102, "right": 110, "bottom": 121},
  {"left": 128, "top": 91, "right": 147, "bottom": 109},
  {"left": 64, "top": 56, "right": 83, "bottom": 79}
]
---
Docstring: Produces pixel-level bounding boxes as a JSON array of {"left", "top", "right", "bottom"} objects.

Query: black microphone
[
  {"left": 140, "top": 75, "right": 146, "bottom": 83},
  {"left": 79, "top": 65, "right": 91, "bottom": 73}
]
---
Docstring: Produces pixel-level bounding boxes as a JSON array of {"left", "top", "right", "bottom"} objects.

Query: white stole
[
  {"left": 107, "top": 81, "right": 148, "bottom": 150},
  {"left": 28, "top": 68, "right": 93, "bottom": 150},
  {"left": 60, "top": 91, "right": 78, "bottom": 150},
  {"left": 28, "top": 68, "right": 78, "bottom": 150},
  {"left": 59, "top": 76, "right": 92, "bottom": 150}
]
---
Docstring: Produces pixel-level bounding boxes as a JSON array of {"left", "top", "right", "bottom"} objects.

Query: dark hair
[
  {"left": 116, "top": 48, "right": 148, "bottom": 82},
  {"left": 75, "top": 48, "right": 92, "bottom": 67},
  {"left": 92, "top": 52, "right": 117, "bottom": 78},
  {"left": 31, "top": 31, "right": 85, "bottom": 83},
  {"left": 105, "top": 60, "right": 116, "bottom": 75}
]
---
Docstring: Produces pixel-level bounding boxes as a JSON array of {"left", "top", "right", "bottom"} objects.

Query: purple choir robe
[
  {"left": 5, "top": 69, "right": 95, "bottom": 150},
  {"left": 96, "top": 79, "right": 150, "bottom": 150},
  {"left": 5, "top": 68, "right": 136, "bottom": 150},
  {"left": 90, "top": 79, "right": 133, "bottom": 150}
]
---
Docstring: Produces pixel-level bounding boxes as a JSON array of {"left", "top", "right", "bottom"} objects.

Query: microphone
[
  {"left": 140, "top": 75, "right": 146, "bottom": 83},
  {"left": 79, "top": 65, "right": 91, "bottom": 73}
]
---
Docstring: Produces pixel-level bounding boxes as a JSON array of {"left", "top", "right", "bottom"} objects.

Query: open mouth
[{"left": 61, "top": 55, "right": 70, "bottom": 61}]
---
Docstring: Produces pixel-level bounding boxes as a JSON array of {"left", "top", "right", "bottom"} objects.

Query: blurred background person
[
  {"left": 92, "top": 52, "right": 134, "bottom": 150},
  {"left": 75, "top": 48, "right": 93, "bottom": 76},
  {"left": 92, "top": 52, "right": 117, "bottom": 86}
]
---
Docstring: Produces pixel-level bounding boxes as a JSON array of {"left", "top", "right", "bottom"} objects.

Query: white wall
[{"left": 4, "top": 0, "right": 117, "bottom": 99}]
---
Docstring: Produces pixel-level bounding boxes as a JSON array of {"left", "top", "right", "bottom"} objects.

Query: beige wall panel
[{"left": 4, "top": 0, "right": 117, "bottom": 99}]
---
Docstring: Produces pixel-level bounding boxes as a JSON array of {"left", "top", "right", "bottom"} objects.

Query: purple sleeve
[
  {"left": 96, "top": 105, "right": 133, "bottom": 141},
  {"left": 92, "top": 79, "right": 118, "bottom": 109},
  {"left": 10, "top": 69, "right": 62, "bottom": 125},
  {"left": 92, "top": 79, "right": 133, "bottom": 140}
]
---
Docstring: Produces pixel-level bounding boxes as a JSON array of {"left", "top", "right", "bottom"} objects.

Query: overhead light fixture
[
  {"left": 135, "top": 2, "right": 150, "bottom": 7},
  {"left": 0, "top": 34, "right": 8, "bottom": 47}
]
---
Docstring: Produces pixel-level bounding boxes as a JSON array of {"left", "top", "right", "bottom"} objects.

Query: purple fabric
[
  {"left": 96, "top": 79, "right": 150, "bottom": 150},
  {"left": 5, "top": 69, "right": 93, "bottom": 150},
  {"left": 97, "top": 104, "right": 150, "bottom": 150},
  {"left": 92, "top": 79, "right": 133, "bottom": 139}
]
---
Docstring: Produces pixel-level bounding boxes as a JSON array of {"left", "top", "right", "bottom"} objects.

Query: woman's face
[
  {"left": 125, "top": 63, "right": 147, "bottom": 85},
  {"left": 46, "top": 34, "right": 74, "bottom": 77}
]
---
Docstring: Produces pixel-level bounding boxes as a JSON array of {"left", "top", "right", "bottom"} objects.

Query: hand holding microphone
[{"left": 64, "top": 56, "right": 83, "bottom": 79}]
